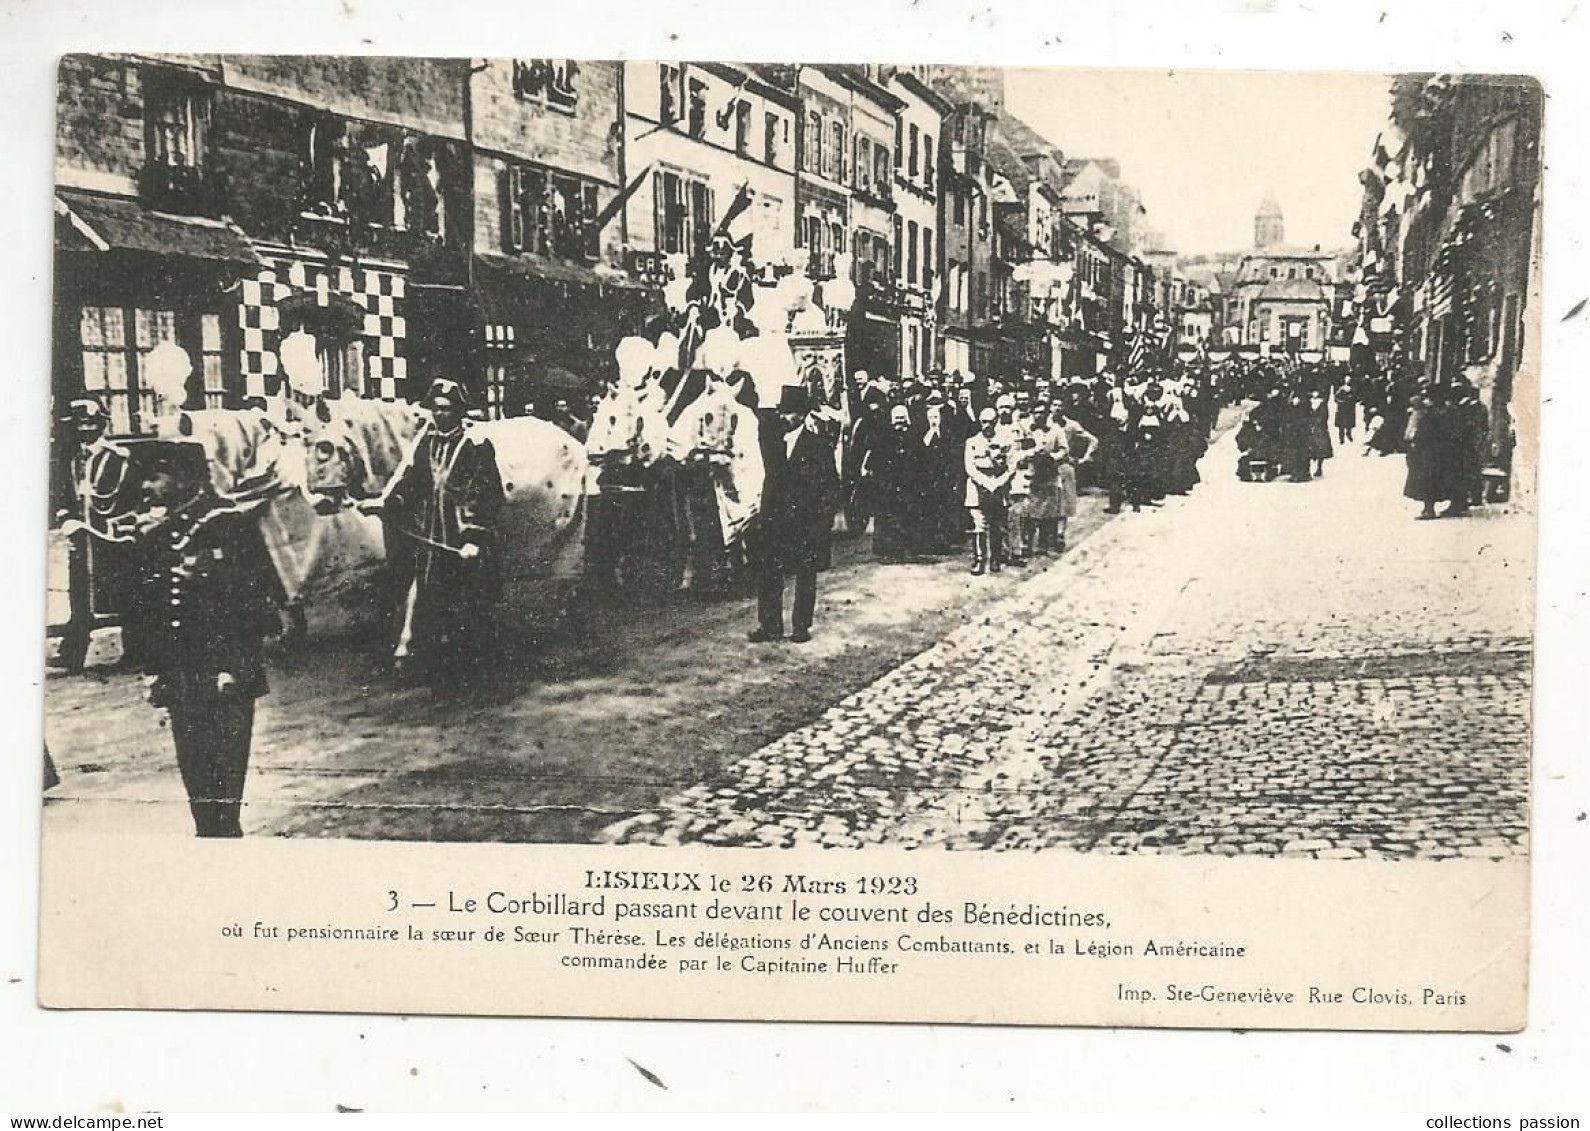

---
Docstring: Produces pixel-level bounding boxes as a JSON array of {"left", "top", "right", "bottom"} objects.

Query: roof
[
  {"left": 994, "top": 108, "right": 1059, "bottom": 159},
  {"left": 701, "top": 62, "right": 802, "bottom": 110},
  {"left": 985, "top": 133, "right": 1033, "bottom": 195},
  {"left": 1255, "top": 277, "right": 1328, "bottom": 302},
  {"left": 55, "top": 189, "right": 261, "bottom": 269}
]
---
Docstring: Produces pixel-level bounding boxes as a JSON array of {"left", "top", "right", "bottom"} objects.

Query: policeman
[{"left": 129, "top": 440, "right": 284, "bottom": 838}]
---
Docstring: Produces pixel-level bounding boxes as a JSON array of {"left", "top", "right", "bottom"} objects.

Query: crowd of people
[
  {"left": 1230, "top": 359, "right": 1501, "bottom": 520},
  {"left": 554, "top": 357, "right": 1229, "bottom": 587}
]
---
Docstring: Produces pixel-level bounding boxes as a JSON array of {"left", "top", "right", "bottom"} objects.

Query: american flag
[{"left": 1128, "top": 330, "right": 1148, "bottom": 372}]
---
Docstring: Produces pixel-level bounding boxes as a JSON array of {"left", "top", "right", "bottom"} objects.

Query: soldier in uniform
[
  {"left": 377, "top": 379, "right": 506, "bottom": 687},
  {"left": 964, "top": 407, "right": 1014, "bottom": 575},
  {"left": 127, "top": 440, "right": 285, "bottom": 838}
]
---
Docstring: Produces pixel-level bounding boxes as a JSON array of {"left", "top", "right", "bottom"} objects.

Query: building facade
[
  {"left": 1350, "top": 74, "right": 1543, "bottom": 492},
  {"left": 56, "top": 54, "right": 476, "bottom": 438},
  {"left": 882, "top": 68, "right": 950, "bottom": 380},
  {"left": 473, "top": 57, "right": 646, "bottom": 416},
  {"left": 936, "top": 101, "right": 997, "bottom": 377}
]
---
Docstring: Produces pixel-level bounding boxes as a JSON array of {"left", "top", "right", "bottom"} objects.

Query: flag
[
  {"left": 657, "top": 366, "right": 709, "bottom": 428},
  {"left": 713, "top": 182, "right": 755, "bottom": 239},
  {"left": 1128, "top": 330, "right": 1147, "bottom": 372}
]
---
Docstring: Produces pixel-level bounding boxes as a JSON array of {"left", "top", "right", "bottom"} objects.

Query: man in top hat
[
  {"left": 749, "top": 384, "right": 839, "bottom": 644},
  {"left": 125, "top": 438, "right": 284, "bottom": 836},
  {"left": 378, "top": 378, "right": 505, "bottom": 685}
]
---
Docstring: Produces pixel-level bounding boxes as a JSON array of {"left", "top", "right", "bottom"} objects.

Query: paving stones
[{"left": 606, "top": 434, "right": 1533, "bottom": 859}]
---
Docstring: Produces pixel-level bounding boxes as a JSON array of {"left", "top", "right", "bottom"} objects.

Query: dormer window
[{"left": 513, "top": 60, "right": 579, "bottom": 113}]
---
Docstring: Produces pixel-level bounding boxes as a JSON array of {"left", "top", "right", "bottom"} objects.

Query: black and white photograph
[{"left": 40, "top": 58, "right": 1538, "bottom": 866}]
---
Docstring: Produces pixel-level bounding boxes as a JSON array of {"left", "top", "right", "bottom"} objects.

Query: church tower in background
[{"left": 1255, "top": 190, "right": 1284, "bottom": 249}]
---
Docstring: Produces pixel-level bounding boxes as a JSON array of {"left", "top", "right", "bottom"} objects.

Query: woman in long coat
[
  {"left": 1402, "top": 385, "right": 1445, "bottom": 519},
  {"left": 1307, "top": 390, "right": 1335, "bottom": 477},
  {"left": 1281, "top": 392, "right": 1314, "bottom": 482}
]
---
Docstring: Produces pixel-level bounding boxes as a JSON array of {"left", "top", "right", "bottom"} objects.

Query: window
[
  {"left": 547, "top": 61, "right": 578, "bottom": 111},
  {"left": 734, "top": 101, "right": 753, "bottom": 156},
  {"left": 828, "top": 120, "right": 845, "bottom": 182},
  {"left": 805, "top": 112, "right": 822, "bottom": 174},
  {"left": 144, "top": 70, "right": 208, "bottom": 170},
  {"left": 197, "top": 313, "right": 225, "bottom": 409},
  {"left": 946, "top": 259, "right": 960, "bottom": 310},
  {"left": 316, "top": 336, "right": 362, "bottom": 398},
  {"left": 687, "top": 79, "right": 707, "bottom": 138},
  {"left": 855, "top": 136, "right": 871, "bottom": 193},
  {"left": 921, "top": 229, "right": 933, "bottom": 295},
  {"left": 854, "top": 231, "right": 872, "bottom": 287},
  {"left": 974, "top": 270, "right": 986, "bottom": 319},
  {"left": 653, "top": 170, "right": 713, "bottom": 256},
  {"left": 547, "top": 174, "right": 601, "bottom": 260},
  {"left": 803, "top": 214, "right": 825, "bottom": 276},
  {"left": 80, "top": 307, "right": 136, "bottom": 435},
  {"left": 79, "top": 306, "right": 206, "bottom": 434},
  {"left": 874, "top": 144, "right": 890, "bottom": 198},
  {"left": 1288, "top": 267, "right": 1297, "bottom": 280},
  {"left": 830, "top": 221, "right": 846, "bottom": 258},
  {"left": 504, "top": 165, "right": 551, "bottom": 254},
  {"left": 923, "top": 134, "right": 934, "bottom": 190},
  {"left": 1270, "top": 266, "right": 1279, "bottom": 279},
  {"left": 953, "top": 188, "right": 965, "bottom": 226},
  {"left": 513, "top": 60, "right": 578, "bottom": 111},
  {"left": 659, "top": 65, "right": 683, "bottom": 124},
  {"left": 895, "top": 118, "right": 903, "bottom": 170},
  {"left": 1467, "top": 289, "right": 1498, "bottom": 363},
  {"left": 764, "top": 112, "right": 780, "bottom": 165},
  {"left": 893, "top": 214, "right": 904, "bottom": 281},
  {"left": 907, "top": 220, "right": 919, "bottom": 287},
  {"left": 909, "top": 124, "right": 919, "bottom": 179},
  {"left": 1305, "top": 266, "right": 1315, "bottom": 279}
]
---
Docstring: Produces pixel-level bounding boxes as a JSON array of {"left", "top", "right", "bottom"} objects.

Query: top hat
[{"left": 775, "top": 385, "right": 811, "bottom": 415}]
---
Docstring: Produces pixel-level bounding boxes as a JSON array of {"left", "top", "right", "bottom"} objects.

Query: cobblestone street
[
  {"left": 41, "top": 427, "right": 1532, "bottom": 854},
  {"left": 608, "top": 429, "right": 1534, "bottom": 856}
]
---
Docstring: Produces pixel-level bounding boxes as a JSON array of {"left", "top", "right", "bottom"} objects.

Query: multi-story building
[
  {"left": 624, "top": 61, "right": 800, "bottom": 271},
  {"left": 472, "top": 57, "right": 648, "bottom": 416},
  {"left": 1229, "top": 196, "right": 1337, "bottom": 354},
  {"left": 936, "top": 100, "right": 997, "bottom": 376},
  {"left": 984, "top": 112, "right": 1070, "bottom": 379},
  {"left": 1351, "top": 74, "right": 1543, "bottom": 493},
  {"left": 881, "top": 67, "right": 951, "bottom": 379},
  {"left": 1060, "top": 157, "right": 1147, "bottom": 256},
  {"left": 55, "top": 54, "right": 474, "bottom": 437},
  {"left": 1054, "top": 215, "right": 1119, "bottom": 376},
  {"left": 815, "top": 66, "right": 906, "bottom": 379}
]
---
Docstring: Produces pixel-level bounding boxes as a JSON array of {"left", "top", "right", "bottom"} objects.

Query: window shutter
[
  {"left": 652, "top": 171, "right": 666, "bottom": 253},
  {"left": 582, "top": 183, "right": 600, "bottom": 260},
  {"left": 503, "top": 166, "right": 523, "bottom": 252}
]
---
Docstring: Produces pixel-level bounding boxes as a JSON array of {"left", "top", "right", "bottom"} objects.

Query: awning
[
  {"left": 474, "top": 252, "right": 644, "bottom": 309},
  {"left": 55, "top": 189, "right": 262, "bottom": 270}
]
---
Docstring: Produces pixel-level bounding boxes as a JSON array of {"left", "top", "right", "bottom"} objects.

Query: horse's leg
[
  {"left": 392, "top": 575, "right": 420, "bottom": 679},
  {"left": 670, "top": 472, "right": 696, "bottom": 592}
]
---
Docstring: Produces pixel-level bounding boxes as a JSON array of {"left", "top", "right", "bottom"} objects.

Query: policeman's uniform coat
[{"left": 140, "top": 498, "right": 284, "bottom": 836}]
